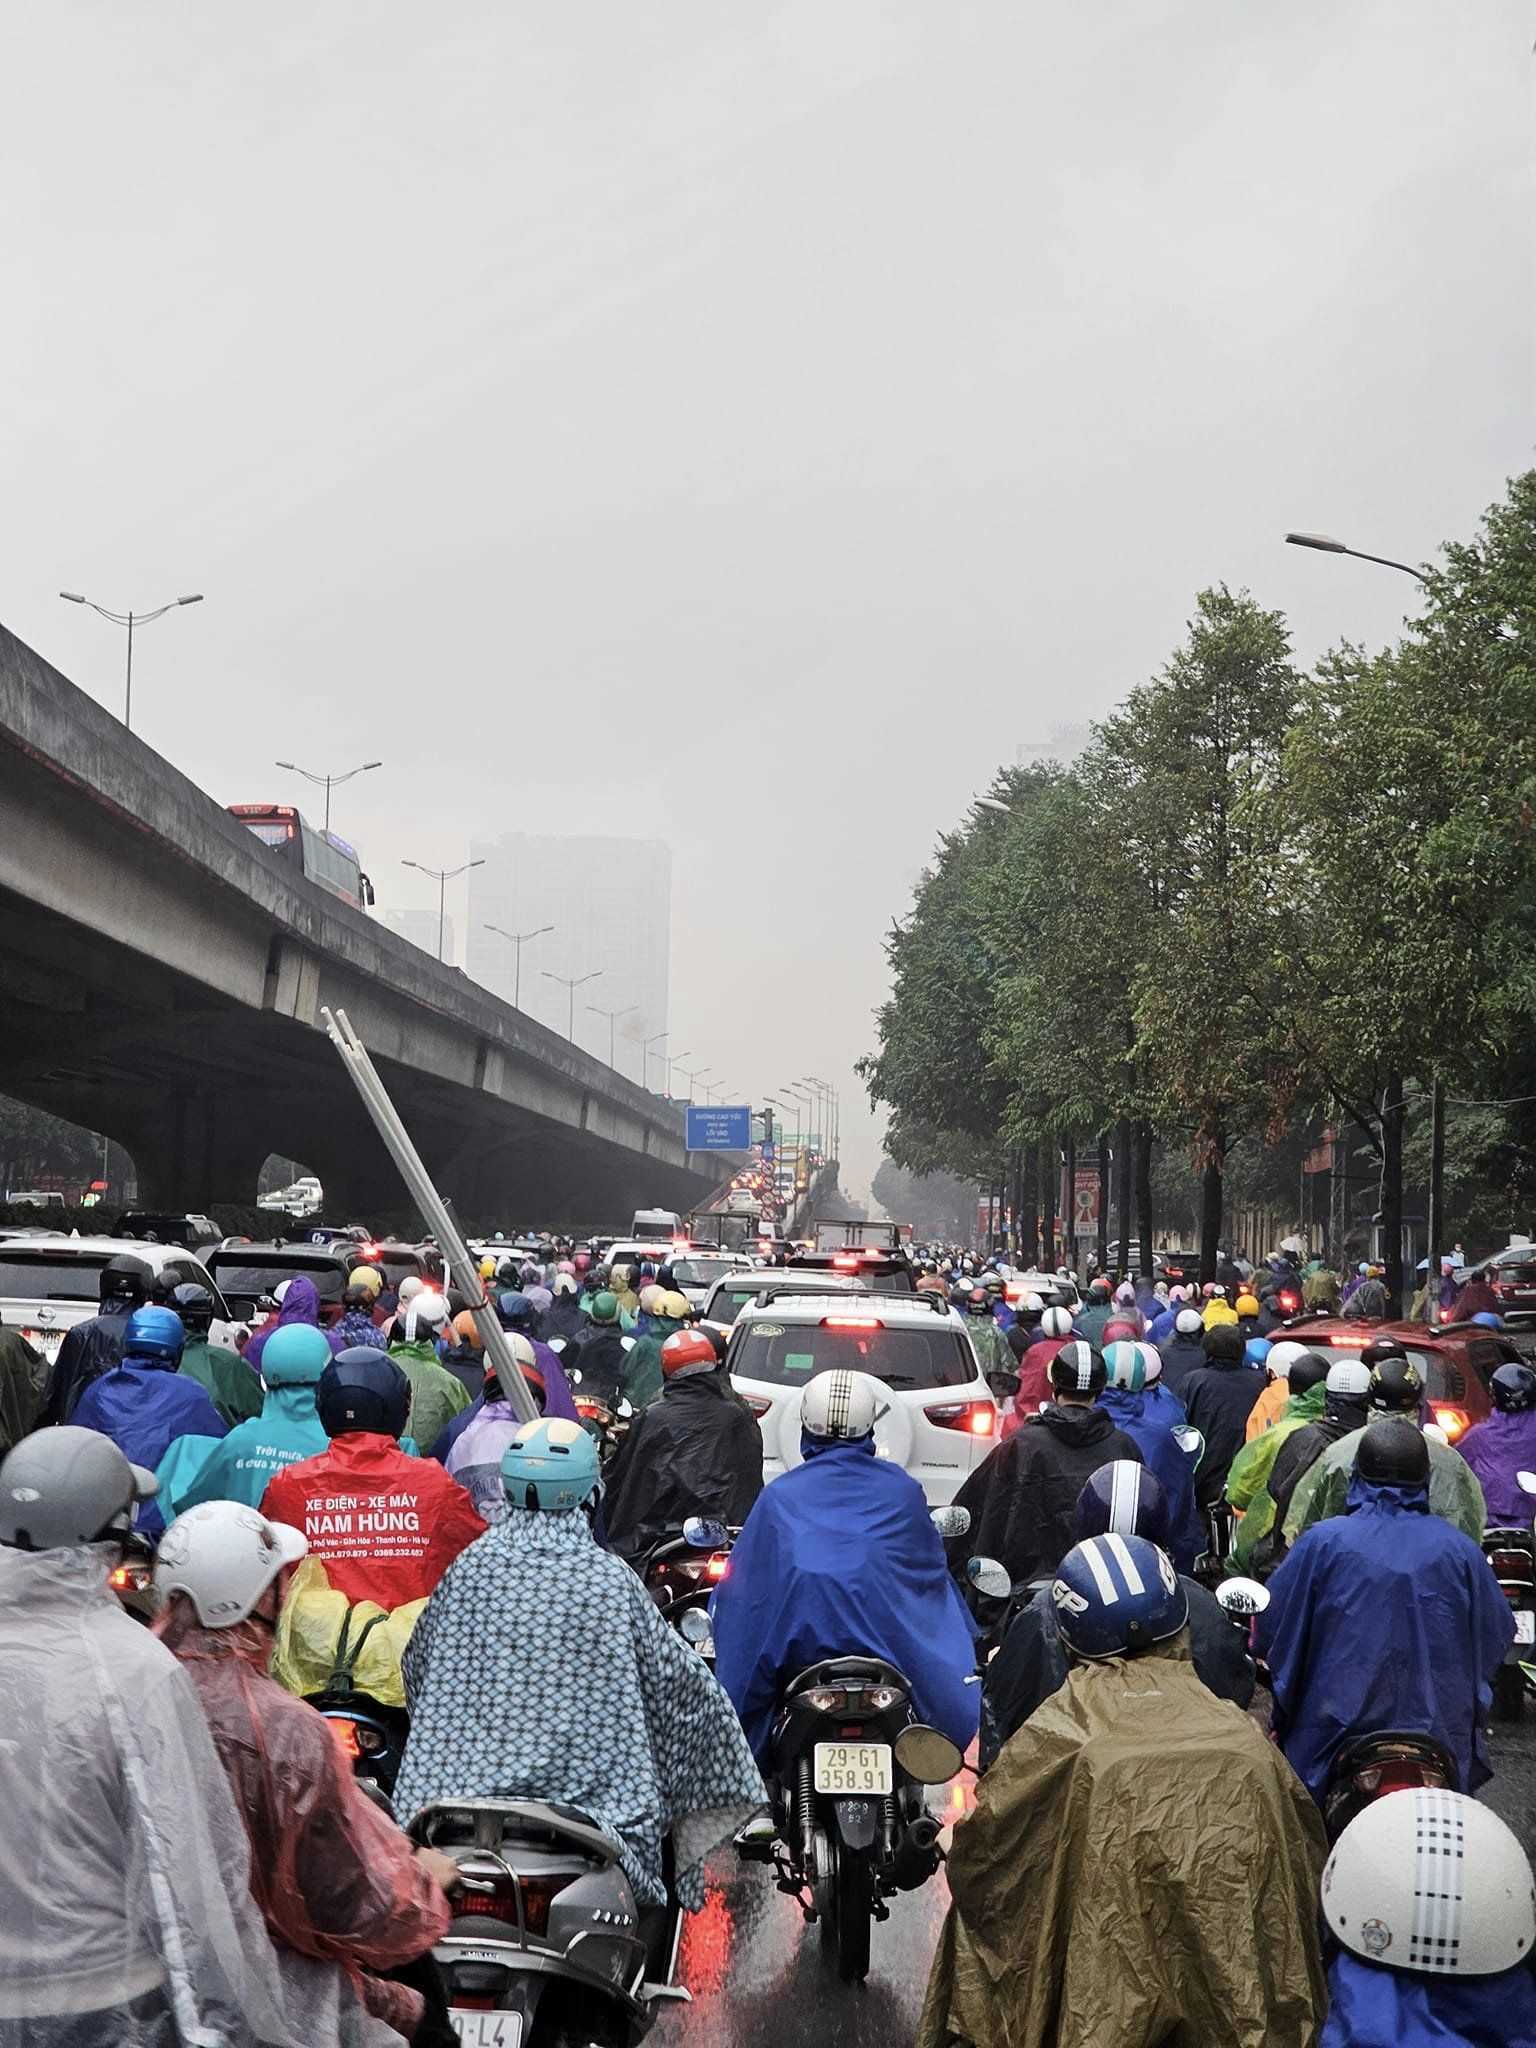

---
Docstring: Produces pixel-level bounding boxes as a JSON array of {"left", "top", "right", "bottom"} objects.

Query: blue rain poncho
[
  {"left": 394, "top": 1509, "right": 763, "bottom": 1908},
  {"left": 1095, "top": 1384, "right": 1200, "bottom": 1572},
  {"left": 1257, "top": 1472, "right": 1514, "bottom": 1801},
  {"left": 711, "top": 1434, "right": 979, "bottom": 1763},
  {"left": 1321, "top": 1949, "right": 1536, "bottom": 2047}
]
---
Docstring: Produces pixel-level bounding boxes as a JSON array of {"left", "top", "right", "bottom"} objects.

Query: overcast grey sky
[{"left": 5, "top": 2, "right": 1531, "bottom": 1204}]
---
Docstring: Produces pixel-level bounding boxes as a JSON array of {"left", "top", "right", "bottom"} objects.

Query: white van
[{"left": 631, "top": 1208, "right": 683, "bottom": 1241}]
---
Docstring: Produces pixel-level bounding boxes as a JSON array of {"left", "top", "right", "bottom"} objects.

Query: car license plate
[
  {"left": 1515, "top": 1610, "right": 1535, "bottom": 1645},
  {"left": 813, "top": 1742, "right": 892, "bottom": 1795},
  {"left": 450, "top": 2015, "right": 522, "bottom": 2047},
  {"left": 21, "top": 1329, "right": 64, "bottom": 1361}
]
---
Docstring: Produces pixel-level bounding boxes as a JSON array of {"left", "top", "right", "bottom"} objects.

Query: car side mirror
[{"left": 931, "top": 1504, "right": 971, "bottom": 1538}]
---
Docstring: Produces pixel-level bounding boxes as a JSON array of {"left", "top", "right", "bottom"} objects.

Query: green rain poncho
[
  {"left": 619, "top": 1317, "right": 685, "bottom": 1410},
  {"left": 1284, "top": 1423, "right": 1486, "bottom": 1545},
  {"left": 387, "top": 1340, "right": 471, "bottom": 1453},
  {"left": 1225, "top": 1380, "right": 1327, "bottom": 1571},
  {"left": 964, "top": 1313, "right": 1015, "bottom": 1379},
  {"left": 178, "top": 1337, "right": 263, "bottom": 1429}
]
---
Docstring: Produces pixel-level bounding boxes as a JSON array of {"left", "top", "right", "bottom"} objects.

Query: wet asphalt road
[{"left": 653, "top": 1712, "right": 1536, "bottom": 2048}]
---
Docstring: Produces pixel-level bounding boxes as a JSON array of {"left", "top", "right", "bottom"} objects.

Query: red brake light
[
  {"left": 457, "top": 1873, "right": 573, "bottom": 1935},
  {"left": 832, "top": 1254, "right": 861, "bottom": 1270},
  {"left": 744, "top": 1394, "right": 773, "bottom": 1419},
  {"left": 1432, "top": 1405, "right": 1470, "bottom": 1442},
  {"left": 822, "top": 1315, "right": 883, "bottom": 1330},
  {"left": 1356, "top": 1759, "right": 1451, "bottom": 1797},
  {"left": 706, "top": 1553, "right": 730, "bottom": 1581},
  {"left": 328, "top": 1718, "right": 362, "bottom": 1762},
  {"left": 927, "top": 1399, "right": 997, "bottom": 1435}
]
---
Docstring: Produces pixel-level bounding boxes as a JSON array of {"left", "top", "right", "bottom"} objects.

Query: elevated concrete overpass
[{"left": 0, "top": 621, "right": 721, "bottom": 1226}]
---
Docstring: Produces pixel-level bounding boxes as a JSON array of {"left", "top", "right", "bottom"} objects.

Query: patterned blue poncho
[{"left": 394, "top": 1508, "right": 764, "bottom": 1907}]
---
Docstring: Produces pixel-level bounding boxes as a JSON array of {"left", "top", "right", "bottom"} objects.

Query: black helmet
[
  {"left": 1360, "top": 1337, "right": 1409, "bottom": 1373},
  {"left": 1286, "top": 1350, "right": 1330, "bottom": 1397},
  {"left": 99, "top": 1254, "right": 148, "bottom": 1308},
  {"left": 1356, "top": 1417, "right": 1430, "bottom": 1489},
  {"left": 170, "top": 1282, "right": 214, "bottom": 1332},
  {"left": 1368, "top": 1356, "right": 1426, "bottom": 1414},
  {"left": 1491, "top": 1363, "right": 1536, "bottom": 1415},
  {"left": 1050, "top": 1341, "right": 1107, "bottom": 1398},
  {"left": 316, "top": 1348, "right": 410, "bottom": 1440},
  {"left": 147, "top": 1268, "right": 181, "bottom": 1307},
  {"left": 342, "top": 1283, "right": 376, "bottom": 1312},
  {"left": 1202, "top": 1324, "right": 1244, "bottom": 1366}
]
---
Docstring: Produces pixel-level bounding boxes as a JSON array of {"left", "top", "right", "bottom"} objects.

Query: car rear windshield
[
  {"left": 375, "top": 1254, "right": 423, "bottom": 1290},
  {"left": 789, "top": 1258, "right": 915, "bottom": 1295},
  {"left": 672, "top": 1258, "right": 742, "bottom": 1289},
  {"left": 0, "top": 1252, "right": 113, "bottom": 1300},
  {"left": 730, "top": 1320, "right": 975, "bottom": 1390},
  {"left": 1493, "top": 1254, "right": 1536, "bottom": 1281},
  {"left": 209, "top": 1258, "right": 346, "bottom": 1302},
  {"left": 1310, "top": 1344, "right": 1455, "bottom": 1400}
]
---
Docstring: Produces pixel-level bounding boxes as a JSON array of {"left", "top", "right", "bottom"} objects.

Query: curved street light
[
  {"left": 484, "top": 922, "right": 555, "bottom": 1009},
  {"left": 402, "top": 857, "right": 484, "bottom": 962},
  {"left": 274, "top": 757, "right": 382, "bottom": 833},
  {"left": 59, "top": 589, "right": 204, "bottom": 731}
]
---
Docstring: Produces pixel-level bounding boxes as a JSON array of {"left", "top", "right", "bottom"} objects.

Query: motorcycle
[
  {"left": 1320, "top": 1731, "right": 1458, "bottom": 1842},
  {"left": 408, "top": 1797, "right": 689, "bottom": 2046},
  {"left": 304, "top": 1608, "right": 411, "bottom": 1796},
  {"left": 565, "top": 1367, "right": 634, "bottom": 1463},
  {"left": 1489, "top": 1470, "right": 1536, "bottom": 1719},
  {"left": 1214, "top": 1575, "right": 1269, "bottom": 1689},
  {"left": 109, "top": 1532, "right": 157, "bottom": 1625},
  {"left": 640, "top": 1515, "right": 737, "bottom": 1666}
]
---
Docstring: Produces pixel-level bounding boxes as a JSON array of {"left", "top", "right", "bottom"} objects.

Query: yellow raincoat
[{"left": 917, "top": 1638, "right": 1326, "bottom": 2048}]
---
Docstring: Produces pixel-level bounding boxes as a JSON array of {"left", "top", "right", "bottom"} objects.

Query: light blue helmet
[
  {"left": 501, "top": 1418, "right": 601, "bottom": 1513},
  {"left": 1051, "top": 1534, "right": 1187, "bottom": 1661},
  {"left": 1244, "top": 1336, "right": 1272, "bottom": 1371},
  {"left": 259, "top": 1324, "right": 332, "bottom": 1383}
]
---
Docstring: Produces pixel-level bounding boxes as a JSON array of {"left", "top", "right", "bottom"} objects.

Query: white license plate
[
  {"left": 21, "top": 1329, "right": 65, "bottom": 1361},
  {"left": 1515, "top": 1610, "right": 1535, "bottom": 1645},
  {"left": 450, "top": 2015, "right": 522, "bottom": 2048},
  {"left": 813, "top": 1741, "right": 892, "bottom": 1795}
]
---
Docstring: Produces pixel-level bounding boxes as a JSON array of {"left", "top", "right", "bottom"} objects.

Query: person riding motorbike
[
  {"left": 493, "top": 1289, "right": 578, "bottom": 1411},
  {"left": 539, "top": 1271, "right": 587, "bottom": 1349},
  {"left": 712, "top": 1369, "right": 979, "bottom": 1765},
  {"left": 951, "top": 1342, "right": 1143, "bottom": 1588},
  {"left": 617, "top": 1288, "right": 692, "bottom": 1408},
  {"left": 1455, "top": 1361, "right": 1536, "bottom": 1525},
  {"left": 918, "top": 1532, "right": 1327, "bottom": 2048},
  {"left": 154, "top": 1501, "right": 455, "bottom": 2046},
  {"left": 165, "top": 1322, "right": 335, "bottom": 1517},
  {"left": 386, "top": 1292, "right": 471, "bottom": 1452},
  {"left": 1178, "top": 1322, "right": 1265, "bottom": 1509},
  {"left": 1097, "top": 1341, "right": 1200, "bottom": 1571},
  {"left": 962, "top": 1287, "right": 1014, "bottom": 1379},
  {"left": 1257, "top": 1358, "right": 1373, "bottom": 1572},
  {"left": 1225, "top": 1349, "right": 1330, "bottom": 1571},
  {"left": 980, "top": 1462, "right": 1254, "bottom": 1768},
  {"left": 1318, "top": 1789, "right": 1536, "bottom": 2047},
  {"left": 1156, "top": 1305, "right": 1208, "bottom": 1396},
  {"left": 260, "top": 1349, "right": 483, "bottom": 1607},
  {"left": 1075, "top": 1278, "right": 1116, "bottom": 1348},
  {"left": 41, "top": 1251, "right": 149, "bottom": 1423},
  {"left": 0, "top": 1317, "right": 47, "bottom": 1457},
  {"left": 171, "top": 1282, "right": 263, "bottom": 1427},
  {"left": 245, "top": 1274, "right": 346, "bottom": 1375},
  {"left": 71, "top": 1307, "right": 227, "bottom": 1536},
  {"left": 1003, "top": 1303, "right": 1077, "bottom": 1434},
  {"left": 440, "top": 1332, "right": 564, "bottom": 1517},
  {"left": 600, "top": 1328, "right": 763, "bottom": 1569},
  {"left": 395, "top": 1417, "right": 765, "bottom": 1923},
  {"left": 1284, "top": 1352, "right": 1487, "bottom": 1545},
  {"left": 1244, "top": 1337, "right": 1316, "bottom": 1441},
  {"left": 559, "top": 1287, "right": 631, "bottom": 1405},
  {"left": 333, "top": 1279, "right": 386, "bottom": 1354},
  {"left": 1258, "top": 1420, "right": 1513, "bottom": 1806},
  {"left": 0, "top": 1428, "right": 302, "bottom": 2048}
]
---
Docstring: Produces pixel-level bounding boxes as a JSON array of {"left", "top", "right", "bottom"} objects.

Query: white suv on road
[
  {"left": 0, "top": 1236, "right": 240, "bottom": 1364},
  {"left": 726, "top": 1289, "right": 999, "bottom": 1504}
]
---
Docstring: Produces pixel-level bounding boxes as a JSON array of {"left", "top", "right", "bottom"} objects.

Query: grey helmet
[{"left": 0, "top": 1427, "right": 157, "bottom": 1551}]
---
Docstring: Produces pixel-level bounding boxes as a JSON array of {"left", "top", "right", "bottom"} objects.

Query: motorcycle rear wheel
[
  {"left": 831, "top": 1842, "right": 872, "bottom": 1983},
  {"left": 1494, "top": 1662, "right": 1527, "bottom": 1722}
]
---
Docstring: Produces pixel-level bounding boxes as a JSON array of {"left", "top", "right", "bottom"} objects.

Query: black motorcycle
[
  {"left": 1483, "top": 1522, "right": 1536, "bottom": 1719},
  {"left": 639, "top": 1516, "right": 737, "bottom": 1665},
  {"left": 304, "top": 1607, "right": 410, "bottom": 1796}
]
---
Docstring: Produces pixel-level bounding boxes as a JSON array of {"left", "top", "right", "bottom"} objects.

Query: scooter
[
  {"left": 1214, "top": 1575, "right": 1269, "bottom": 1689},
  {"left": 304, "top": 1607, "right": 411, "bottom": 1796},
  {"left": 640, "top": 1516, "right": 737, "bottom": 1666},
  {"left": 1321, "top": 1732, "right": 1457, "bottom": 1842},
  {"left": 1489, "top": 1469, "right": 1536, "bottom": 1719},
  {"left": 408, "top": 1797, "right": 689, "bottom": 2045},
  {"left": 108, "top": 1532, "right": 157, "bottom": 1625}
]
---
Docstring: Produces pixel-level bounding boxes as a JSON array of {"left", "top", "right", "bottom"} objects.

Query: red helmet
[{"left": 661, "top": 1329, "right": 717, "bottom": 1377}]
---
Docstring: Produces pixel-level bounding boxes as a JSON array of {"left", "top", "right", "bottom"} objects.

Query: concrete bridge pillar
[{"left": 119, "top": 1093, "right": 274, "bottom": 1209}]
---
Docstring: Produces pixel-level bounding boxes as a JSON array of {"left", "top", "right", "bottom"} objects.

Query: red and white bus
[{"left": 228, "top": 804, "right": 374, "bottom": 911}]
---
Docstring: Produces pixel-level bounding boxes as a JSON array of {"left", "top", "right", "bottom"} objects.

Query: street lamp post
[
  {"left": 402, "top": 857, "right": 484, "bottom": 962},
  {"left": 543, "top": 968, "right": 602, "bottom": 1040},
  {"left": 587, "top": 1001, "right": 638, "bottom": 1070},
  {"left": 680, "top": 1066, "right": 711, "bottom": 1104},
  {"left": 274, "top": 758, "right": 382, "bottom": 833},
  {"left": 805, "top": 1075, "right": 839, "bottom": 1160},
  {"left": 59, "top": 590, "right": 204, "bottom": 733},
  {"left": 1284, "top": 532, "right": 1430, "bottom": 586},
  {"left": 644, "top": 1032, "right": 669, "bottom": 1091},
  {"left": 666, "top": 1052, "right": 693, "bottom": 1098},
  {"left": 484, "top": 923, "right": 555, "bottom": 1010}
]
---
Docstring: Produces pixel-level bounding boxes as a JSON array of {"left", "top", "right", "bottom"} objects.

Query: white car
[
  {"left": 726, "top": 1289, "right": 998, "bottom": 1504},
  {"left": 0, "top": 1236, "right": 241, "bottom": 1365},
  {"left": 664, "top": 1250, "right": 753, "bottom": 1312}
]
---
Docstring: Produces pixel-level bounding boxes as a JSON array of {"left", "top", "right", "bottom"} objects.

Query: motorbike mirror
[
  {"left": 930, "top": 1504, "right": 971, "bottom": 1538},
  {"left": 617, "top": 1397, "right": 634, "bottom": 1419},
  {"left": 547, "top": 1336, "right": 566, "bottom": 1354},
  {"left": 1518, "top": 1471, "right": 1536, "bottom": 1497},
  {"left": 893, "top": 1724, "right": 964, "bottom": 1784},
  {"left": 966, "top": 1556, "right": 1012, "bottom": 1600},
  {"left": 1216, "top": 1577, "right": 1270, "bottom": 1618},
  {"left": 1172, "top": 1425, "right": 1205, "bottom": 1461},
  {"left": 621, "top": 1336, "right": 636, "bottom": 1352},
  {"left": 567, "top": 1368, "right": 583, "bottom": 1385},
  {"left": 1423, "top": 1422, "right": 1449, "bottom": 1446},
  {"left": 677, "top": 1607, "right": 714, "bottom": 1647},
  {"left": 682, "top": 1516, "right": 729, "bottom": 1548}
]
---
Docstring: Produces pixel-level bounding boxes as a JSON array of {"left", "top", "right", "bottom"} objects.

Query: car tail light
[
  {"left": 1431, "top": 1404, "right": 1469, "bottom": 1441},
  {"left": 744, "top": 1394, "right": 773, "bottom": 1419},
  {"left": 927, "top": 1400, "right": 996, "bottom": 1436},
  {"left": 822, "top": 1315, "right": 883, "bottom": 1330},
  {"left": 832, "top": 1255, "right": 861, "bottom": 1270},
  {"left": 1355, "top": 1758, "right": 1451, "bottom": 1797}
]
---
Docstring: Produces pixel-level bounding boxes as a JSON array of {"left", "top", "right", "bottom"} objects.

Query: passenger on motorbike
[
  {"left": 155, "top": 1500, "right": 455, "bottom": 2046},
  {"left": 72, "top": 1307, "right": 227, "bottom": 1536},
  {"left": 1454, "top": 1361, "right": 1536, "bottom": 1524},
  {"left": 961, "top": 1287, "right": 1014, "bottom": 1378},
  {"left": 919, "top": 1532, "right": 1326, "bottom": 2048},
  {"left": 1257, "top": 1420, "right": 1513, "bottom": 1805},
  {"left": 170, "top": 1281, "right": 263, "bottom": 1426},
  {"left": 1156, "top": 1304, "right": 1208, "bottom": 1397},
  {"left": 386, "top": 1292, "right": 471, "bottom": 1452},
  {"left": 980, "top": 1461, "right": 1253, "bottom": 1767},
  {"left": 711, "top": 1369, "right": 979, "bottom": 1764},
  {"left": 601, "top": 1327, "right": 763, "bottom": 1568},
  {"left": 1097, "top": 1342, "right": 1200, "bottom": 1570},
  {"left": 167, "top": 1323, "right": 334, "bottom": 1515},
  {"left": 260, "top": 1348, "right": 483, "bottom": 1606},
  {"left": 1318, "top": 1789, "right": 1536, "bottom": 2047},
  {"left": 394, "top": 1418, "right": 764, "bottom": 1915},
  {"left": 334, "top": 1279, "right": 386, "bottom": 1354},
  {"left": 1177, "top": 1323, "right": 1265, "bottom": 1509},
  {"left": 1260, "top": 1359, "right": 1373, "bottom": 1571},
  {"left": 498, "top": 1289, "right": 582, "bottom": 1411},
  {"left": 440, "top": 1332, "right": 576, "bottom": 1517},
  {"left": 0, "top": 1319, "right": 46, "bottom": 1457},
  {"left": 41, "top": 1251, "right": 148, "bottom": 1423},
  {"left": 559, "top": 1288, "right": 631, "bottom": 1405},
  {"left": 1225, "top": 1348, "right": 1330, "bottom": 1572},
  {"left": 617, "top": 1288, "right": 693, "bottom": 1408},
  {"left": 0, "top": 1429, "right": 301, "bottom": 2048},
  {"left": 1244, "top": 1336, "right": 1317, "bottom": 1441},
  {"left": 1003, "top": 1303, "right": 1076, "bottom": 1432}
]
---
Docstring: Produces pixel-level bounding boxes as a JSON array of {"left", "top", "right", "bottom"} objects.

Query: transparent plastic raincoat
[{"left": 0, "top": 1542, "right": 301, "bottom": 2048}]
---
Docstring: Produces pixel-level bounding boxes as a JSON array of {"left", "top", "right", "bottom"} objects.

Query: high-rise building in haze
[
  {"left": 467, "top": 833, "right": 671, "bottom": 1084},
  {"left": 375, "top": 905, "right": 456, "bottom": 963}
]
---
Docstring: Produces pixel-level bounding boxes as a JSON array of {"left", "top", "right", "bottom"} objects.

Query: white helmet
[
  {"left": 802, "top": 1369, "right": 879, "bottom": 1440},
  {"left": 397, "top": 1275, "right": 425, "bottom": 1305},
  {"left": 154, "top": 1501, "right": 308, "bottom": 1626},
  {"left": 1325, "top": 1359, "right": 1371, "bottom": 1397},
  {"left": 1322, "top": 1788, "right": 1535, "bottom": 1976},
  {"left": 507, "top": 1331, "right": 537, "bottom": 1371},
  {"left": 1040, "top": 1306, "right": 1074, "bottom": 1339},
  {"left": 406, "top": 1290, "right": 449, "bottom": 1339},
  {"left": 1265, "top": 1339, "right": 1313, "bottom": 1383},
  {"left": 1174, "top": 1307, "right": 1204, "bottom": 1335},
  {"left": 1022, "top": 1292, "right": 1045, "bottom": 1315}
]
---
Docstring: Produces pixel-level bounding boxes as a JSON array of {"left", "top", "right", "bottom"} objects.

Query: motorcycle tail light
[
  {"left": 806, "top": 1686, "right": 841, "bottom": 1712},
  {"left": 705, "top": 1552, "right": 730, "bottom": 1581},
  {"left": 1431, "top": 1405, "right": 1470, "bottom": 1441},
  {"left": 865, "top": 1684, "right": 903, "bottom": 1711},
  {"left": 457, "top": 1873, "right": 573, "bottom": 1935},
  {"left": 328, "top": 1719, "right": 362, "bottom": 1762},
  {"left": 1356, "top": 1759, "right": 1450, "bottom": 1799},
  {"left": 1491, "top": 1551, "right": 1535, "bottom": 1579}
]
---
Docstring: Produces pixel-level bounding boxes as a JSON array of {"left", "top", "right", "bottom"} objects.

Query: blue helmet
[
  {"left": 497, "top": 1291, "right": 536, "bottom": 1333},
  {"left": 1051, "top": 1534, "right": 1188, "bottom": 1661},
  {"left": 1471, "top": 1311, "right": 1505, "bottom": 1331},
  {"left": 501, "top": 1418, "right": 601, "bottom": 1513},
  {"left": 1244, "top": 1336, "right": 1272, "bottom": 1371},
  {"left": 1073, "top": 1461, "right": 1171, "bottom": 1547},
  {"left": 122, "top": 1305, "right": 186, "bottom": 1368},
  {"left": 316, "top": 1348, "right": 409, "bottom": 1439}
]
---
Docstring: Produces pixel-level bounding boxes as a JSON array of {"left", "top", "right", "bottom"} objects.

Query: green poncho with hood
[{"left": 1226, "top": 1378, "right": 1327, "bottom": 1570}]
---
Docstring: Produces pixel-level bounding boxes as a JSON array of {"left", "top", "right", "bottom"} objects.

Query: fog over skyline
[{"left": 5, "top": 2, "right": 1530, "bottom": 1206}]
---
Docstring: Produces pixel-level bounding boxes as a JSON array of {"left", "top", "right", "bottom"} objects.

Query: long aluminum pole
[{"left": 321, "top": 1005, "right": 538, "bottom": 1420}]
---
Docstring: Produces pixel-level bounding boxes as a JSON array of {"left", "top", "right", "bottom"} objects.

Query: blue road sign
[
  {"left": 686, "top": 1104, "right": 752, "bottom": 1150},
  {"left": 761, "top": 1141, "right": 776, "bottom": 1163}
]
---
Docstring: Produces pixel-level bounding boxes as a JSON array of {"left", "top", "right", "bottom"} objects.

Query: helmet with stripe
[
  {"left": 802, "top": 1369, "right": 880, "bottom": 1441},
  {"left": 1103, "top": 1340, "right": 1162, "bottom": 1392},
  {"left": 1050, "top": 1534, "right": 1187, "bottom": 1661},
  {"left": 1049, "top": 1341, "right": 1107, "bottom": 1399},
  {"left": 1073, "top": 1461, "right": 1171, "bottom": 1547}
]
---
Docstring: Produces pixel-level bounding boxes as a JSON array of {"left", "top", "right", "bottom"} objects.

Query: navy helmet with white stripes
[
  {"left": 1073, "top": 1460, "right": 1171, "bottom": 1548},
  {"left": 1048, "top": 1341, "right": 1107, "bottom": 1399},
  {"left": 1050, "top": 1533, "right": 1188, "bottom": 1661}
]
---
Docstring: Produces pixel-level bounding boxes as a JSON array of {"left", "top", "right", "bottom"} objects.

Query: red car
[
  {"left": 1272, "top": 1315, "right": 1529, "bottom": 1445},
  {"left": 1463, "top": 1245, "right": 1536, "bottom": 1327}
]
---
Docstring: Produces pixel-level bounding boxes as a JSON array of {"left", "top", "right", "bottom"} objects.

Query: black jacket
[
  {"left": 563, "top": 1324, "right": 631, "bottom": 1406},
  {"left": 539, "top": 1299, "right": 588, "bottom": 1349},
  {"left": 980, "top": 1575, "right": 1255, "bottom": 1768},
  {"left": 1179, "top": 1362, "right": 1266, "bottom": 1507},
  {"left": 1262, "top": 1398, "right": 1373, "bottom": 1544},
  {"left": 600, "top": 1369, "right": 764, "bottom": 1568},
  {"left": 949, "top": 1403, "right": 1144, "bottom": 1590},
  {"left": 42, "top": 1304, "right": 134, "bottom": 1425},
  {"left": 1157, "top": 1333, "right": 1207, "bottom": 1398}
]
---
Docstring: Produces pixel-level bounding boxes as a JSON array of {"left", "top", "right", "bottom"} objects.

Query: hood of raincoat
[
  {"left": 1095, "top": 1385, "right": 1201, "bottom": 1572},
  {"left": 1458, "top": 1405, "right": 1536, "bottom": 1525},
  {"left": 0, "top": 1543, "right": 304, "bottom": 2045},
  {"left": 444, "top": 1398, "right": 538, "bottom": 1522},
  {"left": 396, "top": 1509, "right": 764, "bottom": 1910},
  {"left": 245, "top": 1276, "right": 345, "bottom": 1373},
  {"left": 1321, "top": 1949, "right": 1536, "bottom": 2048},
  {"left": 70, "top": 1365, "right": 228, "bottom": 1535},
  {"left": 1257, "top": 1475, "right": 1515, "bottom": 1801},
  {"left": 916, "top": 1644, "right": 1327, "bottom": 2048},
  {"left": 711, "top": 1436, "right": 980, "bottom": 1764},
  {"left": 600, "top": 1370, "right": 764, "bottom": 1567},
  {"left": 169, "top": 1376, "right": 331, "bottom": 1515},
  {"left": 1285, "top": 1422, "right": 1487, "bottom": 1546}
]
